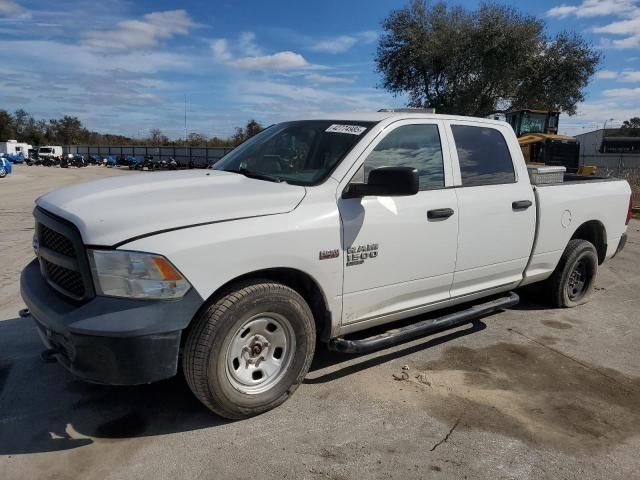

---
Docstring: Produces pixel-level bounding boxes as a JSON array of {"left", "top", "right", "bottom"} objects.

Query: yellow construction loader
[{"left": 505, "top": 109, "right": 595, "bottom": 175}]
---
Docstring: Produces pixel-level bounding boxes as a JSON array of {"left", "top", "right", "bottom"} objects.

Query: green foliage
[
  {"left": 375, "top": 0, "right": 601, "bottom": 116},
  {"left": 0, "top": 110, "right": 264, "bottom": 147},
  {"left": 621, "top": 117, "right": 640, "bottom": 131}
]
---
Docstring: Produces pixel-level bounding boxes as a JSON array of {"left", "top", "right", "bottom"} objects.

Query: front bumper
[{"left": 20, "top": 259, "right": 203, "bottom": 385}]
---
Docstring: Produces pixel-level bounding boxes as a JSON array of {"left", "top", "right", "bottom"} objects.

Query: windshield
[
  {"left": 519, "top": 112, "right": 548, "bottom": 135},
  {"left": 212, "top": 120, "right": 375, "bottom": 185},
  {"left": 38, "top": 148, "right": 52, "bottom": 153}
]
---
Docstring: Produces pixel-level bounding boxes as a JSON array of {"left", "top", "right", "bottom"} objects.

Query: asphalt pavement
[{"left": 1, "top": 165, "right": 639, "bottom": 479}]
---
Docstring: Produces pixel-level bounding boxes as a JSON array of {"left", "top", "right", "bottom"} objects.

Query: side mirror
[{"left": 343, "top": 166, "right": 419, "bottom": 199}]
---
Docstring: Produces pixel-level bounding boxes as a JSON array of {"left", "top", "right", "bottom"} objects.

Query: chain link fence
[{"left": 581, "top": 154, "right": 640, "bottom": 206}]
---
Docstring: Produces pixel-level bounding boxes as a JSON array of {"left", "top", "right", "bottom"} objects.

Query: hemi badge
[{"left": 319, "top": 249, "right": 339, "bottom": 260}]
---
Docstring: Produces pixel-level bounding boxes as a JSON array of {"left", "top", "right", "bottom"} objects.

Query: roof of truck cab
[{"left": 290, "top": 111, "right": 508, "bottom": 126}]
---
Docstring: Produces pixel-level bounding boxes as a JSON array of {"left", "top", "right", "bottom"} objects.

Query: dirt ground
[{"left": 1, "top": 165, "right": 639, "bottom": 480}]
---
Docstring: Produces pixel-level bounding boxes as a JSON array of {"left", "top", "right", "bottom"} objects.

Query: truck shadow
[
  {"left": 0, "top": 316, "right": 229, "bottom": 455},
  {"left": 510, "top": 285, "right": 554, "bottom": 311},
  {"left": 0, "top": 305, "right": 504, "bottom": 455},
  {"left": 307, "top": 320, "right": 487, "bottom": 384}
]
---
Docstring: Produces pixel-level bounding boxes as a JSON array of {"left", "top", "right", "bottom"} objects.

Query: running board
[{"left": 328, "top": 292, "right": 519, "bottom": 354}]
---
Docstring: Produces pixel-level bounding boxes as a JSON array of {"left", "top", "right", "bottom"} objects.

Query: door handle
[
  {"left": 512, "top": 200, "right": 533, "bottom": 210},
  {"left": 427, "top": 208, "right": 455, "bottom": 219}
]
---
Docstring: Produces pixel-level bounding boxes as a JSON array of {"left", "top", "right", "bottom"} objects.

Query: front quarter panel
[{"left": 121, "top": 181, "right": 344, "bottom": 333}]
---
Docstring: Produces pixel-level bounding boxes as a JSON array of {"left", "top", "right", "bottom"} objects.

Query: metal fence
[
  {"left": 580, "top": 154, "right": 640, "bottom": 205},
  {"left": 63, "top": 145, "right": 235, "bottom": 168}
]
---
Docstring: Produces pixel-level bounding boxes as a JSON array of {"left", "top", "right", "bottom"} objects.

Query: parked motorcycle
[
  {"left": 86, "top": 155, "right": 101, "bottom": 166},
  {"left": 60, "top": 154, "right": 86, "bottom": 168},
  {"left": 104, "top": 155, "right": 117, "bottom": 167},
  {"left": 127, "top": 156, "right": 144, "bottom": 170}
]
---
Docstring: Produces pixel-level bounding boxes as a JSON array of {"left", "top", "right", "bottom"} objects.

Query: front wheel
[
  {"left": 547, "top": 239, "right": 598, "bottom": 308},
  {"left": 183, "top": 280, "right": 316, "bottom": 419}
]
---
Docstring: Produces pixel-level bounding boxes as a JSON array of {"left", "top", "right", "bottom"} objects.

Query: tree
[
  {"left": 149, "top": 128, "right": 169, "bottom": 146},
  {"left": 187, "top": 132, "right": 207, "bottom": 145},
  {"left": 375, "top": 1, "right": 601, "bottom": 116},
  {"left": 0, "top": 110, "right": 15, "bottom": 140},
  {"left": 621, "top": 117, "right": 640, "bottom": 129},
  {"left": 231, "top": 126, "right": 246, "bottom": 145},
  {"left": 13, "top": 109, "right": 30, "bottom": 138},
  {"left": 0, "top": 108, "right": 264, "bottom": 146},
  {"left": 56, "top": 116, "right": 83, "bottom": 144},
  {"left": 244, "top": 119, "right": 263, "bottom": 139}
]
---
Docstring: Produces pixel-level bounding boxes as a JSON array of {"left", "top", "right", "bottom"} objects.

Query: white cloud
[
  {"left": 546, "top": 5, "right": 578, "bottom": 17},
  {"left": 546, "top": 1, "right": 640, "bottom": 48},
  {"left": 595, "top": 70, "right": 618, "bottom": 79},
  {"left": 559, "top": 100, "right": 640, "bottom": 135},
  {"left": 4, "top": 40, "right": 192, "bottom": 73},
  {"left": 602, "top": 87, "right": 640, "bottom": 97},
  {"left": 0, "top": 0, "right": 23, "bottom": 16},
  {"left": 620, "top": 70, "right": 640, "bottom": 81},
  {"left": 84, "top": 10, "right": 195, "bottom": 50},
  {"left": 305, "top": 73, "right": 354, "bottom": 84},
  {"left": 236, "top": 80, "right": 393, "bottom": 114},
  {"left": 594, "top": 69, "right": 640, "bottom": 81},
  {"left": 230, "top": 51, "right": 308, "bottom": 69},
  {"left": 593, "top": 15, "right": 640, "bottom": 49},
  {"left": 547, "top": 0, "right": 637, "bottom": 18},
  {"left": 237, "top": 32, "right": 261, "bottom": 56},
  {"left": 211, "top": 34, "right": 309, "bottom": 70},
  {"left": 310, "top": 31, "right": 378, "bottom": 54},
  {"left": 211, "top": 39, "right": 233, "bottom": 62}
]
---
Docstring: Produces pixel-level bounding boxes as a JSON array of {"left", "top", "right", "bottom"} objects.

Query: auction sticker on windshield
[{"left": 325, "top": 124, "right": 367, "bottom": 135}]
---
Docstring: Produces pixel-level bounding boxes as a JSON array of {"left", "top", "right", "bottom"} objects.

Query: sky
[{"left": 0, "top": 0, "right": 639, "bottom": 138}]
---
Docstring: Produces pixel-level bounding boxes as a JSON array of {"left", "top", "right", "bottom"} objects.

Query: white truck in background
[
  {"left": 20, "top": 111, "right": 632, "bottom": 419},
  {"left": 37, "top": 145, "right": 63, "bottom": 160}
]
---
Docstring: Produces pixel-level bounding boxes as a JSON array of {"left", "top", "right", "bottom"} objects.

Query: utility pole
[{"left": 184, "top": 94, "right": 188, "bottom": 145}]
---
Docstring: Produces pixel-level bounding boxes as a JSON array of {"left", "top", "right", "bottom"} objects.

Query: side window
[
  {"left": 451, "top": 125, "right": 515, "bottom": 187},
  {"left": 364, "top": 124, "right": 444, "bottom": 190}
]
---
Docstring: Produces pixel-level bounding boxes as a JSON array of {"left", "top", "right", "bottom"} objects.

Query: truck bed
[{"left": 522, "top": 176, "right": 631, "bottom": 285}]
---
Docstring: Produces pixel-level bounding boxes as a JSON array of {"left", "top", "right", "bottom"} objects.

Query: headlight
[{"left": 88, "top": 250, "right": 191, "bottom": 299}]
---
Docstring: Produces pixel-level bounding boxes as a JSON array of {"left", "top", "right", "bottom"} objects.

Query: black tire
[
  {"left": 547, "top": 239, "right": 598, "bottom": 308},
  {"left": 0, "top": 168, "right": 6, "bottom": 178},
  {"left": 183, "top": 280, "right": 316, "bottom": 419}
]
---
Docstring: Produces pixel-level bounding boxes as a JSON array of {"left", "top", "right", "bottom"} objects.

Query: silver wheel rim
[{"left": 224, "top": 313, "right": 296, "bottom": 394}]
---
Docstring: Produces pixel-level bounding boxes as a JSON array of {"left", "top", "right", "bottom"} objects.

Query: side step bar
[{"left": 329, "top": 292, "right": 519, "bottom": 354}]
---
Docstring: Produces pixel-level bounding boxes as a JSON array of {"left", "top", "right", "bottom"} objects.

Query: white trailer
[{"left": 0, "top": 140, "right": 32, "bottom": 157}]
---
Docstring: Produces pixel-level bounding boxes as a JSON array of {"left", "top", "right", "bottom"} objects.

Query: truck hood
[{"left": 36, "top": 170, "right": 306, "bottom": 246}]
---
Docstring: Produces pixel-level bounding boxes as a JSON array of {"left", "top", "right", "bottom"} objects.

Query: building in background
[{"left": 575, "top": 129, "right": 640, "bottom": 177}]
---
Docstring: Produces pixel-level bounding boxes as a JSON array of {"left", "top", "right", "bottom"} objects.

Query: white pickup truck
[{"left": 20, "top": 112, "right": 632, "bottom": 419}]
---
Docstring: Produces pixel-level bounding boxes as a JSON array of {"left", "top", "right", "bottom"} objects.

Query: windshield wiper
[{"left": 227, "top": 167, "right": 283, "bottom": 183}]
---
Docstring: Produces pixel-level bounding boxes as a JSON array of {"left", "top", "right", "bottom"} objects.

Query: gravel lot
[{"left": 1, "top": 165, "right": 639, "bottom": 480}]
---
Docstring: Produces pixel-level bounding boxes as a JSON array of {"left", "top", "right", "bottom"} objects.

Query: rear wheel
[
  {"left": 547, "top": 239, "right": 598, "bottom": 308},
  {"left": 183, "top": 280, "right": 316, "bottom": 419}
]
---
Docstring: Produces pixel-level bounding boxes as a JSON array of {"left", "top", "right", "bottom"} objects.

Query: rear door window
[{"left": 451, "top": 125, "right": 515, "bottom": 186}]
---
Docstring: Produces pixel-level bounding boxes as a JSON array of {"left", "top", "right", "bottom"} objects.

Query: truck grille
[
  {"left": 41, "top": 258, "right": 86, "bottom": 298},
  {"left": 34, "top": 208, "right": 94, "bottom": 302},
  {"left": 38, "top": 223, "right": 76, "bottom": 257}
]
